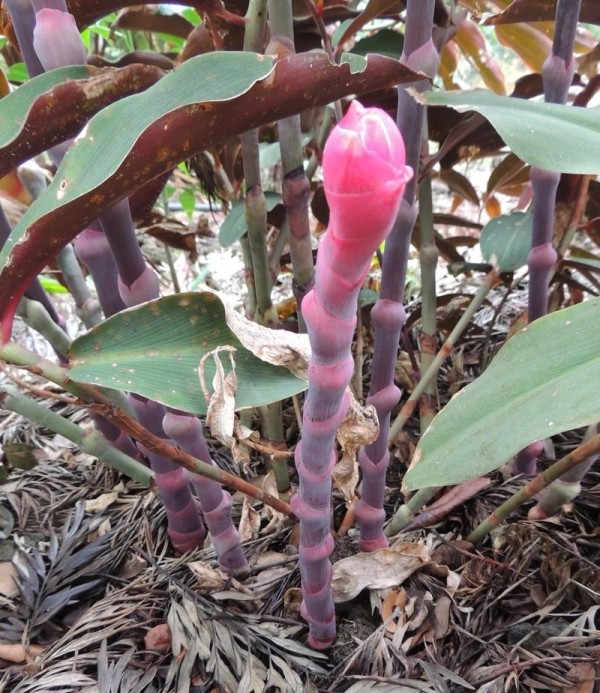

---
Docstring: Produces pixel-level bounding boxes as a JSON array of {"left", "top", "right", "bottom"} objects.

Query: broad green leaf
[
  {"left": 404, "top": 298, "right": 600, "bottom": 490},
  {"left": 0, "top": 66, "right": 90, "bottom": 147},
  {"left": 424, "top": 89, "right": 600, "bottom": 175},
  {"left": 219, "top": 192, "right": 283, "bottom": 247},
  {"left": 480, "top": 211, "right": 532, "bottom": 272},
  {"left": 68, "top": 292, "right": 306, "bottom": 414}
]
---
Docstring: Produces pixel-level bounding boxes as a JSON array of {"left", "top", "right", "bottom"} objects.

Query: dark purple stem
[
  {"left": 74, "top": 227, "right": 127, "bottom": 318},
  {"left": 515, "top": 0, "right": 580, "bottom": 475},
  {"left": 130, "top": 396, "right": 206, "bottom": 552},
  {"left": 355, "top": 0, "right": 437, "bottom": 551},
  {"left": 162, "top": 411, "right": 248, "bottom": 573},
  {"left": 4, "top": 0, "right": 44, "bottom": 76}
]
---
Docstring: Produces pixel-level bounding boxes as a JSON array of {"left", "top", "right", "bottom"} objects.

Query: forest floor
[{"left": 0, "top": 208, "right": 599, "bottom": 692}]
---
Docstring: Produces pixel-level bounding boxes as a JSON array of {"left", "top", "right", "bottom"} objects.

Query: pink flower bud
[
  {"left": 322, "top": 100, "right": 412, "bottom": 242},
  {"left": 33, "top": 8, "right": 87, "bottom": 71}
]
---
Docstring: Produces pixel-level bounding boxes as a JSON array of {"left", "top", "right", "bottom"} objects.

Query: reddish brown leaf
[
  {"left": 113, "top": 8, "right": 194, "bottom": 38},
  {"left": 0, "top": 64, "right": 164, "bottom": 179},
  {"left": 485, "top": 0, "right": 600, "bottom": 26}
]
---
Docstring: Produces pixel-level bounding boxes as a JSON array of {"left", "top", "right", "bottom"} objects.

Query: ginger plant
[{"left": 293, "top": 100, "right": 412, "bottom": 649}]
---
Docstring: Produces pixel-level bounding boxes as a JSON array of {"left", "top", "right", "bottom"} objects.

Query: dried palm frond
[
  {"left": 96, "top": 640, "right": 159, "bottom": 693},
  {"left": 0, "top": 503, "right": 120, "bottom": 645},
  {"left": 164, "top": 587, "right": 328, "bottom": 692}
]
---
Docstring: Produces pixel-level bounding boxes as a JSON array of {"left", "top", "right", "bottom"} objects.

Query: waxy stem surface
[{"left": 293, "top": 101, "right": 411, "bottom": 648}]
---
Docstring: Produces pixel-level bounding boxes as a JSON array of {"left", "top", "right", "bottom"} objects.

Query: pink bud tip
[
  {"left": 33, "top": 9, "right": 87, "bottom": 71},
  {"left": 323, "top": 100, "right": 413, "bottom": 197}
]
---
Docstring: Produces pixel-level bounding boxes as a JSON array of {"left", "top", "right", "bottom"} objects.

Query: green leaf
[
  {"left": 424, "top": 89, "right": 600, "bottom": 174},
  {"left": 351, "top": 29, "right": 403, "bottom": 59},
  {"left": 38, "top": 276, "right": 68, "bottom": 294},
  {"left": 219, "top": 192, "right": 282, "bottom": 247},
  {"left": 480, "top": 211, "right": 532, "bottom": 272},
  {"left": 0, "top": 66, "right": 90, "bottom": 147},
  {"left": 6, "top": 62, "right": 29, "bottom": 84},
  {"left": 178, "top": 188, "right": 196, "bottom": 219},
  {"left": 404, "top": 298, "right": 600, "bottom": 490},
  {"left": 68, "top": 292, "right": 306, "bottom": 414}
]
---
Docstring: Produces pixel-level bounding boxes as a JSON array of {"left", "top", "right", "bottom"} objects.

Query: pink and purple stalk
[
  {"left": 355, "top": 0, "right": 437, "bottom": 551},
  {"left": 293, "top": 101, "right": 411, "bottom": 648}
]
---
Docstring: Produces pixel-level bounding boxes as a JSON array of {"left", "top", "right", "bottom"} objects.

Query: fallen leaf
[
  {"left": 564, "top": 662, "right": 596, "bottom": 693},
  {"left": 187, "top": 561, "right": 227, "bottom": 592},
  {"left": 222, "top": 297, "right": 310, "bottom": 379},
  {"left": 0, "top": 561, "right": 17, "bottom": 597},
  {"left": 334, "top": 399, "right": 378, "bottom": 503},
  {"left": 238, "top": 496, "right": 261, "bottom": 542},
  {"left": 380, "top": 587, "right": 408, "bottom": 633},
  {"left": 84, "top": 491, "right": 118, "bottom": 514},
  {"left": 283, "top": 587, "right": 303, "bottom": 620},
  {"left": 0, "top": 643, "right": 45, "bottom": 663},
  {"left": 331, "top": 544, "right": 430, "bottom": 603},
  {"left": 144, "top": 623, "right": 172, "bottom": 653},
  {"left": 199, "top": 346, "right": 237, "bottom": 448}
]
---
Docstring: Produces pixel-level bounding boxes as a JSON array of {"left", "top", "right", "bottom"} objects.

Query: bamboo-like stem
[
  {"left": 240, "top": 0, "right": 288, "bottom": 490},
  {"left": 0, "top": 340, "right": 294, "bottom": 517},
  {"left": 4, "top": 0, "right": 44, "bottom": 76},
  {"left": 239, "top": 235, "right": 257, "bottom": 317},
  {"left": 240, "top": 0, "right": 277, "bottom": 326},
  {"left": 528, "top": 423, "right": 599, "bottom": 520},
  {"left": 19, "top": 158, "right": 102, "bottom": 329},
  {"left": 0, "top": 383, "right": 153, "bottom": 486},
  {"left": 467, "top": 429, "right": 600, "bottom": 544},
  {"left": 384, "top": 272, "right": 497, "bottom": 537},
  {"left": 16, "top": 297, "right": 71, "bottom": 358},
  {"left": 514, "top": 0, "right": 581, "bottom": 476},
  {"left": 163, "top": 410, "right": 248, "bottom": 573},
  {"left": 268, "top": 0, "right": 315, "bottom": 329},
  {"left": 292, "top": 101, "right": 411, "bottom": 648},
  {"left": 74, "top": 228, "right": 127, "bottom": 318},
  {"left": 385, "top": 487, "right": 437, "bottom": 537},
  {"left": 0, "top": 205, "right": 63, "bottom": 333},
  {"left": 416, "top": 169, "right": 438, "bottom": 435},
  {"left": 305, "top": 107, "right": 334, "bottom": 182},
  {"left": 56, "top": 245, "right": 103, "bottom": 327},
  {"left": 355, "top": 0, "right": 437, "bottom": 552},
  {"left": 258, "top": 401, "right": 289, "bottom": 493},
  {"left": 388, "top": 271, "right": 497, "bottom": 444}
]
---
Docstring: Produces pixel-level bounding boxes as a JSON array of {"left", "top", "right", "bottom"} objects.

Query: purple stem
[
  {"left": 514, "top": 0, "right": 581, "bottom": 475},
  {"left": 162, "top": 410, "right": 248, "bottom": 573},
  {"left": 3, "top": 0, "right": 44, "bottom": 76},
  {"left": 355, "top": 0, "right": 437, "bottom": 551},
  {"left": 0, "top": 203, "right": 67, "bottom": 362},
  {"left": 74, "top": 227, "right": 127, "bottom": 318},
  {"left": 130, "top": 396, "right": 206, "bottom": 552}
]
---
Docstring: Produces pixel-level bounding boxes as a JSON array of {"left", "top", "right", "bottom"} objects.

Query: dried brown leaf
[
  {"left": 238, "top": 497, "right": 260, "bottom": 543},
  {"left": 564, "top": 662, "right": 596, "bottom": 693},
  {"left": 0, "top": 642, "right": 44, "bottom": 663},
  {"left": 0, "top": 560, "right": 17, "bottom": 597},
  {"left": 199, "top": 346, "right": 237, "bottom": 448},
  {"left": 332, "top": 544, "right": 430, "bottom": 603},
  {"left": 144, "top": 623, "right": 172, "bottom": 653},
  {"left": 187, "top": 561, "right": 227, "bottom": 592}
]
